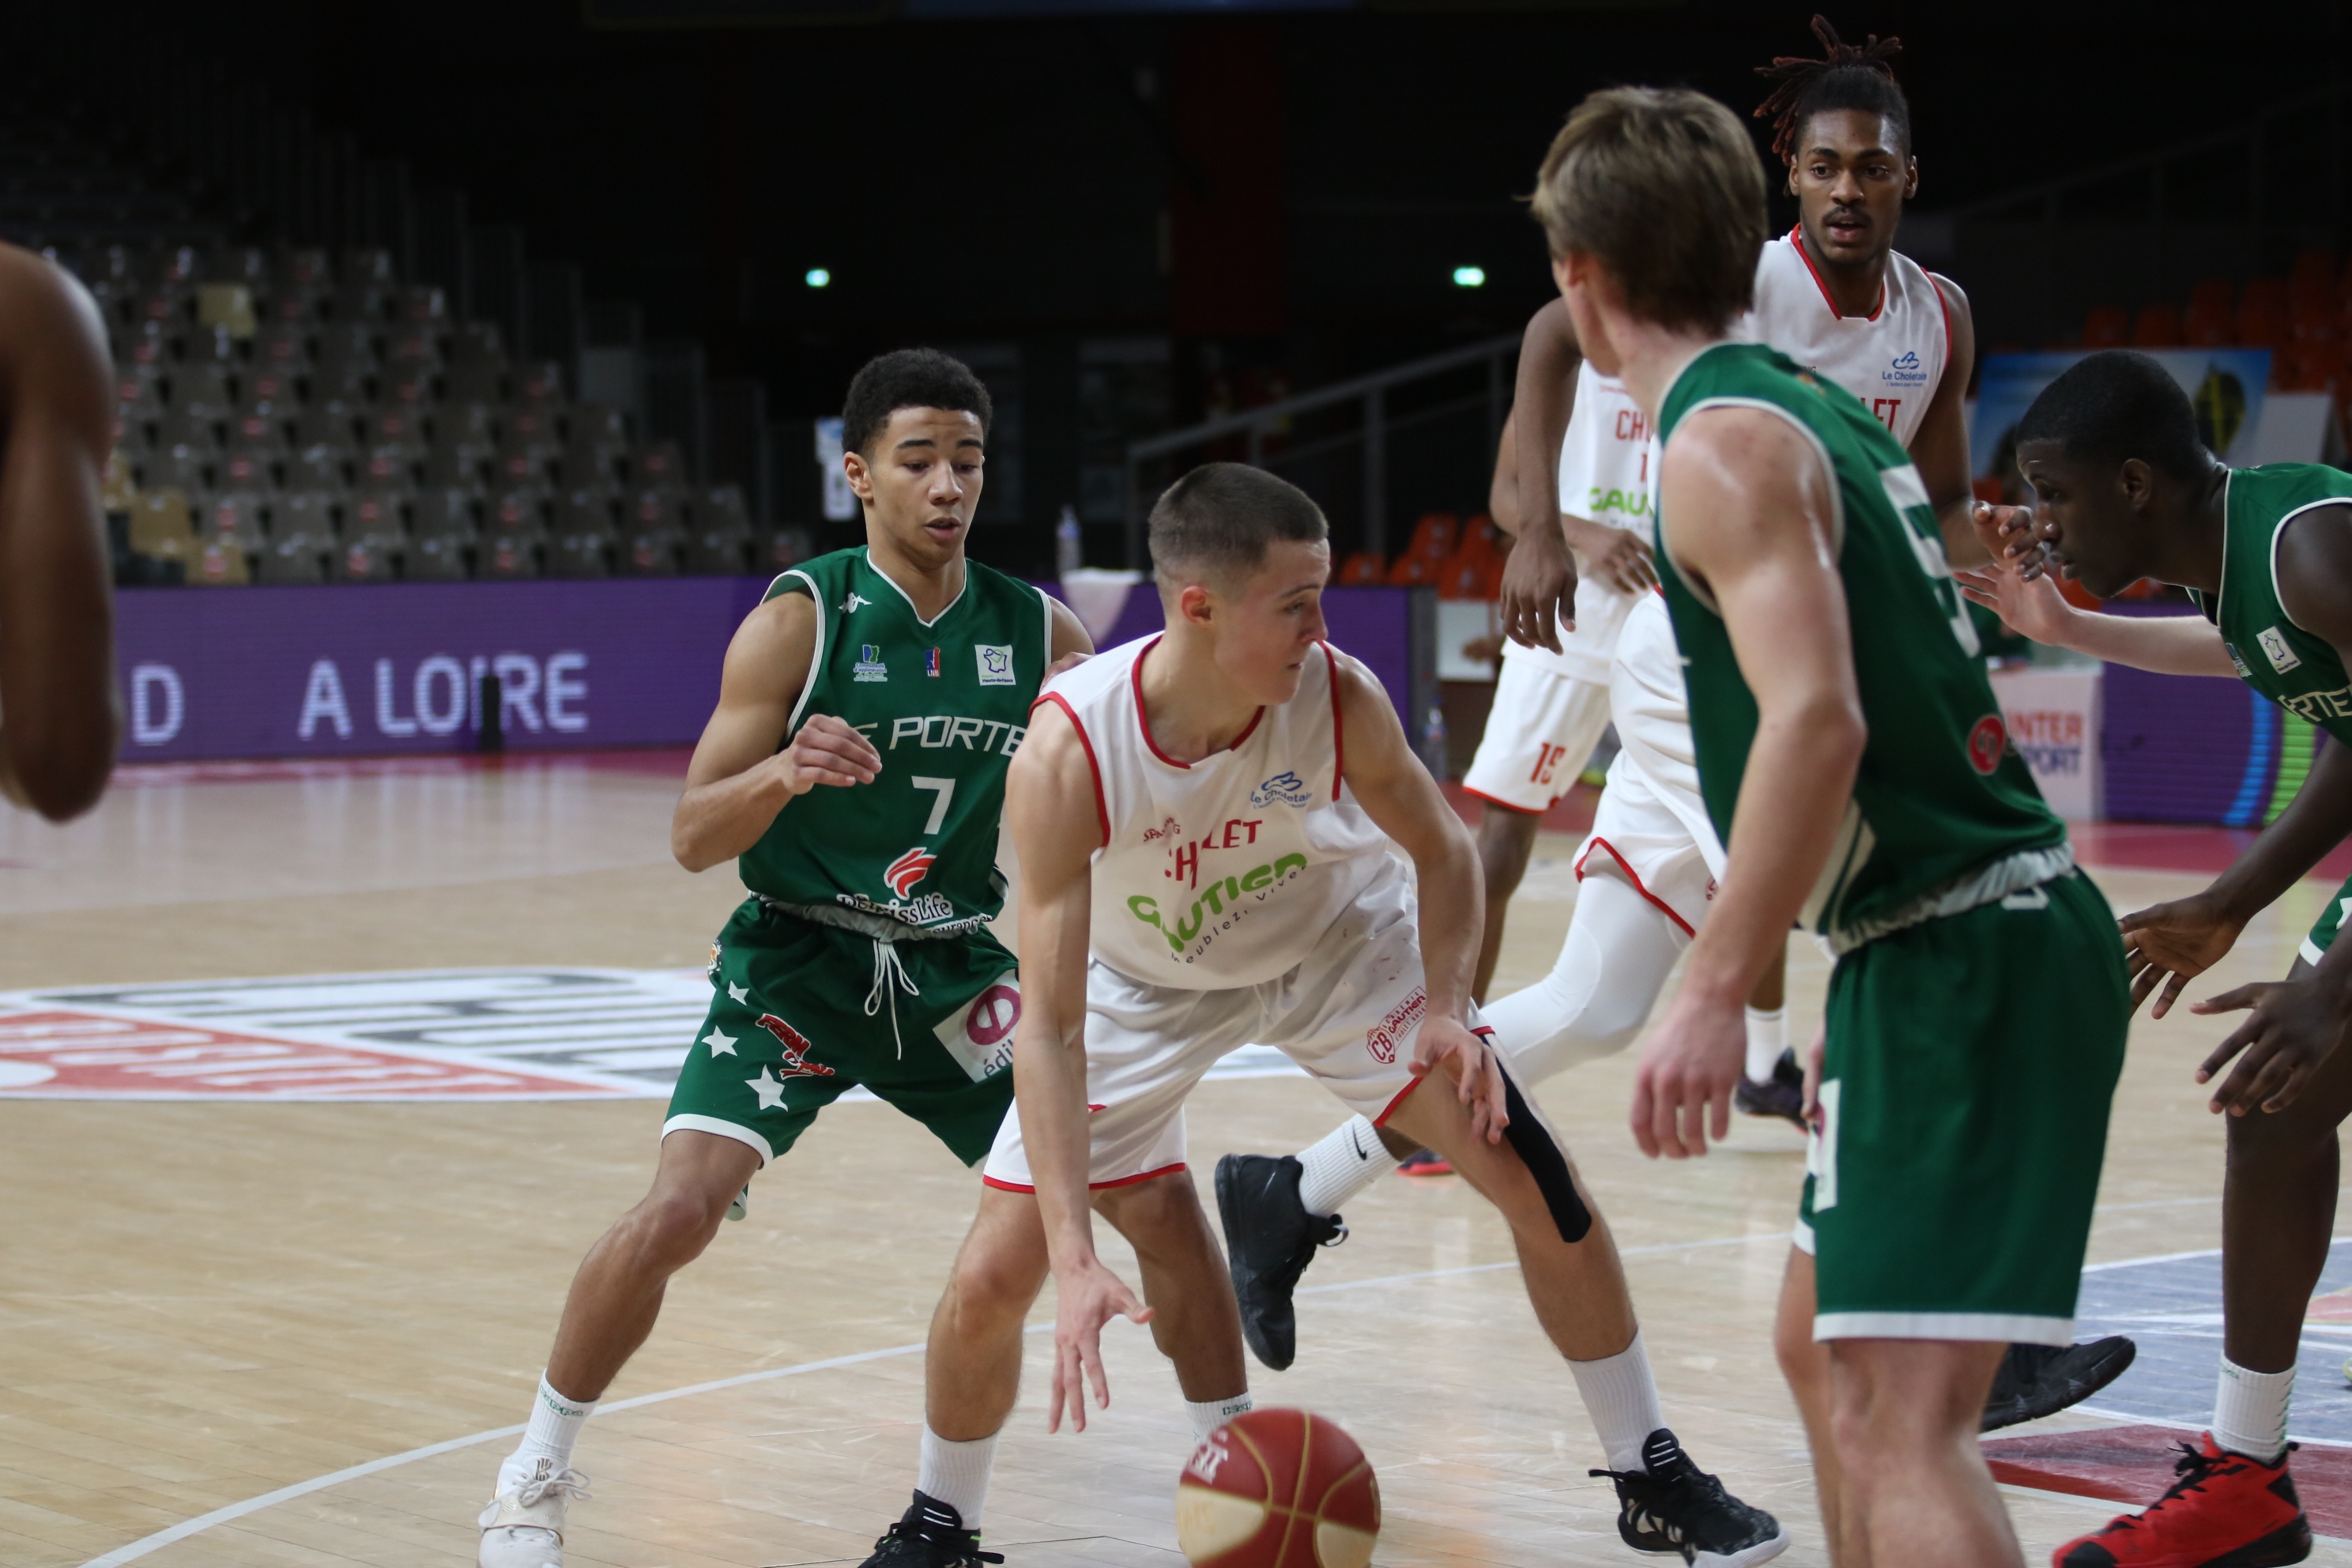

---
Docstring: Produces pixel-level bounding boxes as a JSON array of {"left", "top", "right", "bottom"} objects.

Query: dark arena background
[{"left": 0, "top": 3, "right": 2350, "bottom": 1566}]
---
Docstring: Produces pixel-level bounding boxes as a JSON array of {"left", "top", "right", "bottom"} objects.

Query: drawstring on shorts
[{"left": 865, "top": 939, "right": 921, "bottom": 1057}]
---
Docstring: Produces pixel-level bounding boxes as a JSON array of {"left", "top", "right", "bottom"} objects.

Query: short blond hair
[{"left": 1529, "top": 87, "right": 1768, "bottom": 335}]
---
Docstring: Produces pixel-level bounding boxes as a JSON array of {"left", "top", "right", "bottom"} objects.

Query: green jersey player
[
  {"left": 476, "top": 349, "right": 1091, "bottom": 1568},
  {"left": 1958, "top": 350, "right": 2352, "bottom": 1567},
  {"left": 1533, "top": 87, "right": 2128, "bottom": 1568}
]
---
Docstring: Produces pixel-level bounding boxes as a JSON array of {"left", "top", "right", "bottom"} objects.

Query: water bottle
[{"left": 1055, "top": 503, "right": 1083, "bottom": 579}]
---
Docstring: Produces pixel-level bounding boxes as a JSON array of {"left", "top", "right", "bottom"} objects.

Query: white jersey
[
  {"left": 1738, "top": 229, "right": 1950, "bottom": 449},
  {"left": 1039, "top": 635, "right": 1400, "bottom": 989},
  {"left": 1505, "top": 362, "right": 1658, "bottom": 684}
]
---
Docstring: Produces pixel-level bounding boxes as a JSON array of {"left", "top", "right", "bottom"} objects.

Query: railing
[{"left": 1121, "top": 333, "right": 1520, "bottom": 569}]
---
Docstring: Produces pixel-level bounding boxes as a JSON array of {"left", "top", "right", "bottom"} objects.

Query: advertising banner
[{"left": 1972, "top": 349, "right": 2272, "bottom": 484}]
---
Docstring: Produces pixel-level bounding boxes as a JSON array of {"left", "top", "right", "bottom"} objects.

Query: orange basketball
[{"left": 1174, "top": 1408, "right": 1379, "bottom": 1568}]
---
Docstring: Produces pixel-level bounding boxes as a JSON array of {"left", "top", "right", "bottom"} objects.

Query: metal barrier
[{"left": 1121, "top": 333, "right": 1520, "bottom": 568}]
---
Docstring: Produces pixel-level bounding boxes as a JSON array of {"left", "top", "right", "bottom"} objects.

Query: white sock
[
  {"left": 1296, "top": 1116, "right": 1395, "bottom": 1216},
  {"left": 917, "top": 1426, "right": 997, "bottom": 1528},
  {"left": 1187, "top": 1392, "right": 1254, "bottom": 1442},
  {"left": 1569, "top": 1329, "right": 1668, "bottom": 1474},
  {"left": 1743, "top": 1006, "right": 1787, "bottom": 1081},
  {"left": 2213, "top": 1355, "right": 2294, "bottom": 1464},
  {"left": 502, "top": 1374, "right": 594, "bottom": 1489}
]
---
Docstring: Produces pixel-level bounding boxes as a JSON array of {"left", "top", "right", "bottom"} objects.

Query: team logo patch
[
  {"left": 1250, "top": 771, "right": 1311, "bottom": 808},
  {"left": 840, "top": 591, "right": 871, "bottom": 613},
  {"left": 2259, "top": 625, "right": 2303, "bottom": 674},
  {"left": 884, "top": 845, "right": 937, "bottom": 898},
  {"left": 2226, "top": 643, "right": 2255, "bottom": 679},
  {"left": 975, "top": 644, "right": 1016, "bottom": 686},
  {"left": 752, "top": 1012, "right": 834, "bottom": 1077},
  {"left": 854, "top": 643, "right": 888, "bottom": 683},
  {"left": 1366, "top": 986, "right": 1427, "bottom": 1066},
  {"left": 925, "top": 647, "right": 942, "bottom": 678},
  {"left": 1966, "top": 714, "right": 2007, "bottom": 775},
  {"left": 933, "top": 974, "right": 1021, "bottom": 1082},
  {"left": 1883, "top": 349, "right": 1928, "bottom": 386}
]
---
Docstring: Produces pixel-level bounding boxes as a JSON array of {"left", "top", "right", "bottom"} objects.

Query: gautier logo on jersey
[
  {"left": 854, "top": 644, "right": 888, "bottom": 683},
  {"left": 975, "top": 644, "right": 1016, "bottom": 686},
  {"left": 1128, "top": 854, "right": 1309, "bottom": 956}
]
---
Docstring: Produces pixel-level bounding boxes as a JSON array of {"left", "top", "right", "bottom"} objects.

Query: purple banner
[{"left": 110, "top": 579, "right": 1425, "bottom": 763}]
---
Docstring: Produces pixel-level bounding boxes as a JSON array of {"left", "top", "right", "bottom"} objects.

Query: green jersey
[
  {"left": 2184, "top": 463, "right": 2352, "bottom": 744},
  {"left": 740, "top": 547, "right": 1053, "bottom": 940},
  {"left": 1657, "top": 343, "right": 2069, "bottom": 953}
]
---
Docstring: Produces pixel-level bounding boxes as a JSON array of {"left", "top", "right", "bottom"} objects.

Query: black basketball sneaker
[
  {"left": 1733, "top": 1047, "right": 1807, "bottom": 1130},
  {"left": 1592, "top": 1429, "right": 1791, "bottom": 1566},
  {"left": 1212, "top": 1152, "right": 1347, "bottom": 1372},
  {"left": 1981, "top": 1336, "right": 2139, "bottom": 1431},
  {"left": 859, "top": 1491, "right": 1001, "bottom": 1568}
]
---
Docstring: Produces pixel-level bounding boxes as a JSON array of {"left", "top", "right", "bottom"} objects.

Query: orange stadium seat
[
  {"left": 2238, "top": 279, "right": 2289, "bottom": 349},
  {"left": 1336, "top": 551, "right": 1384, "bottom": 586},
  {"left": 1385, "top": 513, "right": 1457, "bottom": 586},
  {"left": 2132, "top": 303, "right": 2183, "bottom": 348},
  {"left": 2184, "top": 279, "right": 2236, "bottom": 346},
  {"left": 2082, "top": 307, "right": 2129, "bottom": 349},
  {"left": 1437, "top": 514, "right": 1504, "bottom": 600},
  {"left": 2273, "top": 338, "right": 2342, "bottom": 393}
]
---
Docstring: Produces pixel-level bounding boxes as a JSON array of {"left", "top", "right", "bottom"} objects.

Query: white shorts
[
  {"left": 982, "top": 865, "right": 1487, "bottom": 1191},
  {"left": 1461, "top": 656, "right": 1613, "bottom": 813},
  {"left": 1577, "top": 751, "right": 1717, "bottom": 937}
]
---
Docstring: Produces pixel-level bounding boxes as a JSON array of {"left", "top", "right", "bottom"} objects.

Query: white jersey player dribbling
[
  {"left": 983, "top": 639, "right": 1475, "bottom": 1190},
  {"left": 1461, "top": 360, "right": 1653, "bottom": 813}
]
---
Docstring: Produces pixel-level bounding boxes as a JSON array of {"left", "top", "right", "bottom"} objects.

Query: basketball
[{"left": 1174, "top": 1408, "right": 1379, "bottom": 1568}]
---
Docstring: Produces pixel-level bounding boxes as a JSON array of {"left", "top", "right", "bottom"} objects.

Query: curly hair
[{"left": 1754, "top": 13, "right": 1909, "bottom": 162}]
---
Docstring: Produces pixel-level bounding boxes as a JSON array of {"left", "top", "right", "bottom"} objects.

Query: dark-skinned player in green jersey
[
  {"left": 1962, "top": 349, "right": 2352, "bottom": 1568},
  {"left": 475, "top": 349, "right": 1092, "bottom": 1568},
  {"left": 1541, "top": 85, "right": 2129, "bottom": 1567}
]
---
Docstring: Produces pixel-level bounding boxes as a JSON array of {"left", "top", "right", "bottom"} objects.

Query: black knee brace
[{"left": 1500, "top": 1067, "right": 1592, "bottom": 1244}]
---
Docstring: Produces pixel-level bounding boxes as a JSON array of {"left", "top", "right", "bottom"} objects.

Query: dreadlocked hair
[{"left": 1754, "top": 13, "right": 1909, "bottom": 162}]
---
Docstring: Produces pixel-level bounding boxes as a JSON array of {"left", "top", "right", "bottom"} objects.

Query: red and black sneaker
[{"left": 2054, "top": 1433, "right": 2312, "bottom": 1567}]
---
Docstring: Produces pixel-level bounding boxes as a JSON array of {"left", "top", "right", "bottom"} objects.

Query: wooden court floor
[{"left": 0, "top": 755, "right": 2343, "bottom": 1567}]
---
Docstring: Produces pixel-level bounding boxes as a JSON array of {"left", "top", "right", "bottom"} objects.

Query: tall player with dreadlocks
[{"left": 1212, "top": 15, "right": 2136, "bottom": 1442}]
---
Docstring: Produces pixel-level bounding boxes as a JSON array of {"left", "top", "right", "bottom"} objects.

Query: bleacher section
[{"left": 2078, "top": 249, "right": 2352, "bottom": 398}]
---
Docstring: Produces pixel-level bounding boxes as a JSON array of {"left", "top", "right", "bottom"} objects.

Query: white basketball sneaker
[{"left": 479, "top": 1454, "right": 591, "bottom": 1568}]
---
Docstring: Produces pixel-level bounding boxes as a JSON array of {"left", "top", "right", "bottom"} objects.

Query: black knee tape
[{"left": 1499, "top": 1068, "right": 1592, "bottom": 1244}]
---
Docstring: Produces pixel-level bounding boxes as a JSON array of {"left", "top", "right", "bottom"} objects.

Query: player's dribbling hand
[
  {"left": 2192, "top": 975, "right": 2350, "bottom": 1114},
  {"left": 2118, "top": 893, "right": 2247, "bottom": 1018},
  {"left": 1410, "top": 1015, "right": 1509, "bottom": 1143},
  {"left": 1048, "top": 1253, "right": 1154, "bottom": 1434},
  {"left": 1498, "top": 516, "right": 1577, "bottom": 654},
  {"left": 1629, "top": 985, "right": 1743, "bottom": 1159},
  {"left": 777, "top": 713, "right": 881, "bottom": 794}
]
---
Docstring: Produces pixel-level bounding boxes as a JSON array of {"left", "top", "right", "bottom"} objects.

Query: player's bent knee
[
  {"left": 1489, "top": 1074, "right": 1594, "bottom": 1246},
  {"left": 630, "top": 1187, "right": 733, "bottom": 1264}
]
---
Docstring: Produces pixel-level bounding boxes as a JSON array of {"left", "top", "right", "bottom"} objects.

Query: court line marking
[{"left": 74, "top": 1231, "right": 1784, "bottom": 1566}]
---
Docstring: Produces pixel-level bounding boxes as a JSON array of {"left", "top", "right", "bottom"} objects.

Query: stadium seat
[
  {"left": 450, "top": 322, "right": 504, "bottom": 367},
  {"left": 481, "top": 490, "right": 551, "bottom": 580},
  {"left": 207, "top": 247, "right": 270, "bottom": 288},
  {"left": 266, "top": 286, "right": 323, "bottom": 326},
  {"left": 277, "top": 490, "right": 341, "bottom": 541},
  {"left": 413, "top": 488, "right": 481, "bottom": 541},
  {"left": 254, "top": 322, "right": 312, "bottom": 371},
  {"left": 217, "top": 441, "right": 281, "bottom": 493},
  {"left": 365, "top": 408, "right": 431, "bottom": 450},
  {"left": 119, "top": 322, "right": 175, "bottom": 372},
  {"left": 294, "top": 405, "right": 361, "bottom": 449},
  {"left": 424, "top": 438, "right": 495, "bottom": 489},
  {"left": 172, "top": 362, "right": 236, "bottom": 413},
  {"left": 331, "top": 281, "right": 392, "bottom": 324},
  {"left": 516, "top": 361, "right": 565, "bottom": 405},
  {"left": 338, "top": 514, "right": 408, "bottom": 583},
  {"left": 201, "top": 492, "right": 267, "bottom": 556},
  {"left": 281, "top": 248, "right": 333, "bottom": 289},
  {"left": 142, "top": 443, "right": 213, "bottom": 495},
  {"left": 241, "top": 368, "right": 301, "bottom": 416},
  {"left": 130, "top": 490, "right": 198, "bottom": 569},
  {"left": 2275, "top": 339, "right": 2343, "bottom": 392},
  {"left": 288, "top": 443, "right": 355, "bottom": 490},
  {"left": 444, "top": 361, "right": 507, "bottom": 405},
  {"left": 497, "top": 434, "right": 562, "bottom": 487},
  {"left": 1336, "top": 551, "right": 1384, "bottom": 586},
  {"left": 756, "top": 525, "right": 815, "bottom": 574},
  {"left": 190, "top": 539, "right": 251, "bottom": 588},
  {"left": 255, "top": 529, "right": 330, "bottom": 586},
  {"left": 637, "top": 441, "right": 688, "bottom": 492},
  {"left": 2185, "top": 278, "right": 2237, "bottom": 345},
  {"left": 407, "top": 530, "right": 471, "bottom": 581},
  {"left": 2082, "top": 307, "right": 2130, "bottom": 349},
  {"left": 2239, "top": 279, "right": 2290, "bottom": 349},
  {"left": 2291, "top": 249, "right": 2335, "bottom": 322},
  {"left": 156, "top": 405, "right": 222, "bottom": 452},
  {"left": 2132, "top": 303, "right": 2184, "bottom": 347},
  {"left": 1437, "top": 514, "right": 1505, "bottom": 600},
  {"left": 317, "top": 322, "right": 379, "bottom": 375},
  {"left": 553, "top": 489, "right": 620, "bottom": 579},
  {"left": 1385, "top": 513, "right": 1458, "bottom": 586},
  {"left": 379, "top": 364, "right": 439, "bottom": 409},
  {"left": 386, "top": 327, "right": 441, "bottom": 369},
  {"left": 398, "top": 285, "right": 446, "bottom": 325}
]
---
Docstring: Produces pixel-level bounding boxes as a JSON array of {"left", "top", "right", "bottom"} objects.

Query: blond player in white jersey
[
  {"left": 1223, "top": 19, "right": 2132, "bottom": 1439},
  {"left": 868, "top": 462, "right": 1791, "bottom": 1568}
]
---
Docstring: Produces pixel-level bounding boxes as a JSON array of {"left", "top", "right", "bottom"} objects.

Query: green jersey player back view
[{"left": 475, "top": 349, "right": 1091, "bottom": 1568}]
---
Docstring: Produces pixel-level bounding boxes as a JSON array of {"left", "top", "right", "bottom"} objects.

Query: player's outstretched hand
[
  {"left": 1047, "top": 1253, "right": 1154, "bottom": 1434},
  {"left": 2118, "top": 893, "right": 2247, "bottom": 1018},
  {"left": 1954, "top": 559, "right": 2076, "bottom": 646},
  {"left": 1498, "top": 515, "right": 1576, "bottom": 654},
  {"left": 1411, "top": 1015, "right": 1508, "bottom": 1144},
  {"left": 778, "top": 713, "right": 880, "bottom": 793},
  {"left": 1970, "top": 500, "right": 2056, "bottom": 580},
  {"left": 1630, "top": 984, "right": 1743, "bottom": 1158},
  {"left": 2192, "top": 976, "right": 2350, "bottom": 1114}
]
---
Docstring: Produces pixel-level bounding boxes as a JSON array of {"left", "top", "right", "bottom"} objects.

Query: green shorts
[
  {"left": 664, "top": 899, "right": 1021, "bottom": 1167},
  {"left": 2300, "top": 873, "right": 2352, "bottom": 967},
  {"left": 1798, "top": 870, "right": 2128, "bottom": 1344}
]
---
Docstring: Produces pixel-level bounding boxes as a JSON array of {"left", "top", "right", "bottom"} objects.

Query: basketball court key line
[{"left": 71, "top": 1231, "right": 1786, "bottom": 1566}]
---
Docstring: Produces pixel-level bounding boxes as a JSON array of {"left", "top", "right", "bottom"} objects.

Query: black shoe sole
[
  {"left": 1980, "top": 1336, "right": 2138, "bottom": 1432},
  {"left": 1213, "top": 1154, "right": 1298, "bottom": 1373}
]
